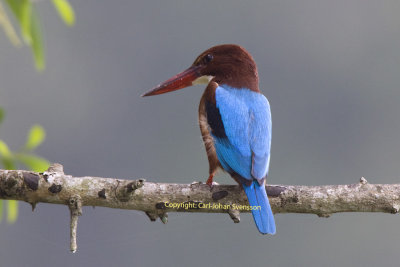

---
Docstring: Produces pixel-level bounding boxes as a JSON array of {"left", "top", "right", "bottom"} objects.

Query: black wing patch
[{"left": 205, "top": 100, "right": 227, "bottom": 138}]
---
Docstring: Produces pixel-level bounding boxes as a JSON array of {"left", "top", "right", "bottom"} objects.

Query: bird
[{"left": 142, "top": 44, "right": 275, "bottom": 235}]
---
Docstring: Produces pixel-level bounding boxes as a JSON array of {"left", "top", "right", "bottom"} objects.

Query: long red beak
[{"left": 141, "top": 65, "right": 202, "bottom": 97}]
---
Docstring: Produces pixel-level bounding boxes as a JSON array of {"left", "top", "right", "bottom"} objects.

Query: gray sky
[{"left": 1, "top": 0, "right": 400, "bottom": 266}]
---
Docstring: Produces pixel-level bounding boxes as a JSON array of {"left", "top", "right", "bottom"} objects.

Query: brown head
[{"left": 142, "top": 44, "right": 259, "bottom": 97}]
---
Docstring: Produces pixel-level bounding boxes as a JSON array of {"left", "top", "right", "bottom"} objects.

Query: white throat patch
[{"left": 192, "top": 75, "right": 215, "bottom": 85}]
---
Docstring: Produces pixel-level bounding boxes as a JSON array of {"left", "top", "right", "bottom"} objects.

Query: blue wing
[
  {"left": 213, "top": 85, "right": 271, "bottom": 180},
  {"left": 211, "top": 85, "right": 275, "bottom": 234}
]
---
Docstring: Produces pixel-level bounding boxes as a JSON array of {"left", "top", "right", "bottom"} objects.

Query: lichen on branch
[{"left": 1, "top": 164, "right": 400, "bottom": 252}]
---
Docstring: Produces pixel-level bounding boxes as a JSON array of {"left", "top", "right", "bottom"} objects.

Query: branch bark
[{"left": 1, "top": 164, "right": 400, "bottom": 251}]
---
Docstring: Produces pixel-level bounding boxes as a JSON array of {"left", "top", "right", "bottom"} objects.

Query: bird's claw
[
  {"left": 207, "top": 181, "right": 219, "bottom": 190},
  {"left": 206, "top": 173, "right": 214, "bottom": 186}
]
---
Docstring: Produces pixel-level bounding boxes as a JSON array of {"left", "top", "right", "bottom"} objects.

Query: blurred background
[{"left": 1, "top": 0, "right": 400, "bottom": 266}]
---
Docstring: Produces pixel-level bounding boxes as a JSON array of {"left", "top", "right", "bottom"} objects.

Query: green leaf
[
  {"left": 25, "top": 124, "right": 45, "bottom": 150},
  {"left": 0, "top": 107, "right": 4, "bottom": 124},
  {"left": 30, "top": 7, "right": 45, "bottom": 71},
  {"left": 20, "top": 0, "right": 32, "bottom": 44},
  {"left": 52, "top": 0, "right": 75, "bottom": 26},
  {"left": 5, "top": 0, "right": 23, "bottom": 19},
  {"left": 0, "top": 2, "right": 22, "bottom": 46},
  {"left": 1, "top": 158, "right": 16, "bottom": 170},
  {"left": 5, "top": 0, "right": 45, "bottom": 70},
  {"left": 7, "top": 200, "right": 18, "bottom": 223},
  {"left": 5, "top": 0, "right": 31, "bottom": 43},
  {"left": 17, "top": 154, "right": 50, "bottom": 172},
  {"left": 0, "top": 139, "right": 11, "bottom": 157}
]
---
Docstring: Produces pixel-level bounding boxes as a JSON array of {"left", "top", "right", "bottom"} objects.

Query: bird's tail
[{"left": 242, "top": 180, "right": 276, "bottom": 235}]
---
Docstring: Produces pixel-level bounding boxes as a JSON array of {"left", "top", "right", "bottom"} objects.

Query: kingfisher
[{"left": 142, "top": 44, "right": 276, "bottom": 235}]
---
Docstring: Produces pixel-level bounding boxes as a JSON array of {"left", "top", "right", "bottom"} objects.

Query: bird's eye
[{"left": 204, "top": 54, "right": 213, "bottom": 63}]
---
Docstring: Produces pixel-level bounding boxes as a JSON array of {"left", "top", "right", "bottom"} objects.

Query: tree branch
[{"left": 1, "top": 164, "right": 400, "bottom": 251}]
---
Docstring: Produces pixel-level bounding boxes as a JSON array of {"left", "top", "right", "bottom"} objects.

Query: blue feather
[
  {"left": 213, "top": 137, "right": 251, "bottom": 178},
  {"left": 210, "top": 85, "right": 275, "bottom": 234},
  {"left": 243, "top": 180, "right": 276, "bottom": 235},
  {"left": 214, "top": 85, "right": 271, "bottom": 179}
]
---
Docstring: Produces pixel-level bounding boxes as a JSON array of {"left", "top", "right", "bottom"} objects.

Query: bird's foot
[
  {"left": 207, "top": 181, "right": 219, "bottom": 191},
  {"left": 206, "top": 173, "right": 214, "bottom": 186}
]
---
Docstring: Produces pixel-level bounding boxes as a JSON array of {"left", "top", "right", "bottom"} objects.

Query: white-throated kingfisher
[{"left": 142, "top": 44, "right": 276, "bottom": 235}]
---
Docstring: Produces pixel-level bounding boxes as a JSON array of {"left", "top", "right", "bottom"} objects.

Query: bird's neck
[
  {"left": 214, "top": 71, "right": 259, "bottom": 93},
  {"left": 203, "top": 81, "right": 260, "bottom": 106}
]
